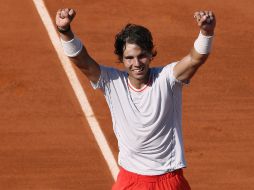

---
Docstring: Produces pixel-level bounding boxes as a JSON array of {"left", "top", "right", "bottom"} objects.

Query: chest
[{"left": 128, "top": 81, "right": 173, "bottom": 114}]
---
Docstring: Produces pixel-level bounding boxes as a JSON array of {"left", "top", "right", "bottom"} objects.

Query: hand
[
  {"left": 56, "top": 8, "right": 76, "bottom": 30},
  {"left": 194, "top": 11, "right": 216, "bottom": 36}
]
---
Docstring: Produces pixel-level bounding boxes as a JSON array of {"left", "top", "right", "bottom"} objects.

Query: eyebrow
[
  {"left": 124, "top": 55, "right": 134, "bottom": 59},
  {"left": 123, "top": 52, "right": 148, "bottom": 59}
]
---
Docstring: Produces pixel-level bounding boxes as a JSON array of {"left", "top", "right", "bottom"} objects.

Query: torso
[{"left": 91, "top": 63, "right": 186, "bottom": 175}]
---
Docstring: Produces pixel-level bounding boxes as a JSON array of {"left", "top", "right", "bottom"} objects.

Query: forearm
[
  {"left": 56, "top": 8, "right": 100, "bottom": 83},
  {"left": 58, "top": 29, "right": 99, "bottom": 76},
  {"left": 174, "top": 28, "right": 214, "bottom": 81},
  {"left": 175, "top": 48, "right": 209, "bottom": 82},
  {"left": 57, "top": 25, "right": 94, "bottom": 67},
  {"left": 57, "top": 26, "right": 88, "bottom": 65},
  {"left": 189, "top": 48, "right": 209, "bottom": 67}
]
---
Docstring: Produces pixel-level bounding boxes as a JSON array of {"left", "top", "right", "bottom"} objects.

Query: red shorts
[{"left": 112, "top": 167, "right": 191, "bottom": 190}]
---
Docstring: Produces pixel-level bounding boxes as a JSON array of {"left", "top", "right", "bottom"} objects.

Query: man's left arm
[{"left": 174, "top": 11, "right": 216, "bottom": 82}]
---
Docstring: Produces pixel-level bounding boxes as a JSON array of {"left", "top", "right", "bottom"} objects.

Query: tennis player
[{"left": 56, "top": 8, "right": 216, "bottom": 190}]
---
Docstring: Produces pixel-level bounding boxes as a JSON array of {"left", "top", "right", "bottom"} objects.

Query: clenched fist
[
  {"left": 194, "top": 11, "right": 216, "bottom": 35},
  {"left": 56, "top": 8, "right": 76, "bottom": 31}
]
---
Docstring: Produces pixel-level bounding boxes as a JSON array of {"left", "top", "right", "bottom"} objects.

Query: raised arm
[
  {"left": 55, "top": 8, "right": 100, "bottom": 83},
  {"left": 173, "top": 11, "right": 216, "bottom": 82}
]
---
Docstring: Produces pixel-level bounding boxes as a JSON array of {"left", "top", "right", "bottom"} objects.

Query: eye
[
  {"left": 138, "top": 53, "right": 146, "bottom": 59},
  {"left": 138, "top": 53, "right": 150, "bottom": 60}
]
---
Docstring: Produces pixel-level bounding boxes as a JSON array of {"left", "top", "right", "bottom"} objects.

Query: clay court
[{"left": 1, "top": 0, "right": 254, "bottom": 189}]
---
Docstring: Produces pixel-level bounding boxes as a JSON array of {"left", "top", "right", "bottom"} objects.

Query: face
[{"left": 122, "top": 43, "right": 152, "bottom": 85}]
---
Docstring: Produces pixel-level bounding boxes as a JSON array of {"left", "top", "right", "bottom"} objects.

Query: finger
[
  {"left": 69, "top": 9, "right": 74, "bottom": 16},
  {"left": 208, "top": 11, "right": 214, "bottom": 20},
  {"left": 203, "top": 13, "right": 211, "bottom": 24},
  {"left": 64, "top": 8, "right": 69, "bottom": 13},
  {"left": 63, "top": 10, "right": 69, "bottom": 18},
  {"left": 68, "top": 9, "right": 76, "bottom": 19},
  {"left": 59, "top": 8, "right": 69, "bottom": 18},
  {"left": 60, "top": 9, "right": 65, "bottom": 19},
  {"left": 194, "top": 11, "right": 200, "bottom": 18},
  {"left": 208, "top": 15, "right": 214, "bottom": 23},
  {"left": 205, "top": 11, "right": 215, "bottom": 22},
  {"left": 200, "top": 11, "right": 205, "bottom": 16},
  {"left": 199, "top": 15, "right": 208, "bottom": 26},
  {"left": 194, "top": 10, "right": 214, "bottom": 25},
  {"left": 57, "top": 9, "right": 61, "bottom": 15},
  {"left": 203, "top": 15, "right": 209, "bottom": 22},
  {"left": 56, "top": 9, "right": 61, "bottom": 18},
  {"left": 194, "top": 12, "right": 201, "bottom": 22},
  {"left": 208, "top": 11, "right": 215, "bottom": 22},
  {"left": 205, "top": 11, "right": 211, "bottom": 23},
  {"left": 195, "top": 15, "right": 201, "bottom": 22},
  {"left": 57, "top": 9, "right": 62, "bottom": 18},
  {"left": 194, "top": 11, "right": 208, "bottom": 22}
]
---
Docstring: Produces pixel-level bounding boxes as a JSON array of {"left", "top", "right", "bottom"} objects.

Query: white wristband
[
  {"left": 194, "top": 32, "right": 213, "bottom": 54},
  {"left": 60, "top": 36, "right": 83, "bottom": 57}
]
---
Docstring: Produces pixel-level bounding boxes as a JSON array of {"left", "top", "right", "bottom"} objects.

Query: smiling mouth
[{"left": 132, "top": 66, "right": 145, "bottom": 73}]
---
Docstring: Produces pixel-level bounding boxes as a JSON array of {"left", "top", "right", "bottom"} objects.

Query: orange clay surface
[{"left": 0, "top": 0, "right": 254, "bottom": 189}]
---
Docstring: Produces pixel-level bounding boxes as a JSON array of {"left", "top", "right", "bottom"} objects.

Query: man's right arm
[{"left": 56, "top": 8, "right": 100, "bottom": 83}]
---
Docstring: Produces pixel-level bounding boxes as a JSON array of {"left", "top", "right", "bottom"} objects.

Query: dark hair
[{"left": 114, "top": 23, "right": 157, "bottom": 62}]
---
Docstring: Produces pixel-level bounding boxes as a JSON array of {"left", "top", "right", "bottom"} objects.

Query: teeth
[{"left": 133, "top": 67, "right": 144, "bottom": 72}]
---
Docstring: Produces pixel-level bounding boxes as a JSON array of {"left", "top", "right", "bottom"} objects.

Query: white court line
[{"left": 32, "top": 0, "right": 119, "bottom": 181}]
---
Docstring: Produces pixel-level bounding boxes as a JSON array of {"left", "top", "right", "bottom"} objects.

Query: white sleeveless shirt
[{"left": 91, "top": 62, "right": 187, "bottom": 175}]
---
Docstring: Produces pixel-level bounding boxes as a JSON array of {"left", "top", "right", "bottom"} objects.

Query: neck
[{"left": 128, "top": 71, "right": 150, "bottom": 89}]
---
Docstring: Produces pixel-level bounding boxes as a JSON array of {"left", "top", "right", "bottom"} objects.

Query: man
[{"left": 56, "top": 8, "right": 216, "bottom": 190}]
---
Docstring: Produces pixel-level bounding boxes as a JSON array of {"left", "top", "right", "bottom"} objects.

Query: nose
[{"left": 133, "top": 57, "right": 141, "bottom": 66}]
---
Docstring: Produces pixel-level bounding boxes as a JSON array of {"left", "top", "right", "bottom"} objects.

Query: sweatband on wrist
[
  {"left": 60, "top": 36, "right": 83, "bottom": 57},
  {"left": 194, "top": 32, "right": 214, "bottom": 54}
]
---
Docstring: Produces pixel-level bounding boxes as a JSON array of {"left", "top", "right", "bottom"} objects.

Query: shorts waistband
[{"left": 119, "top": 167, "right": 183, "bottom": 183}]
